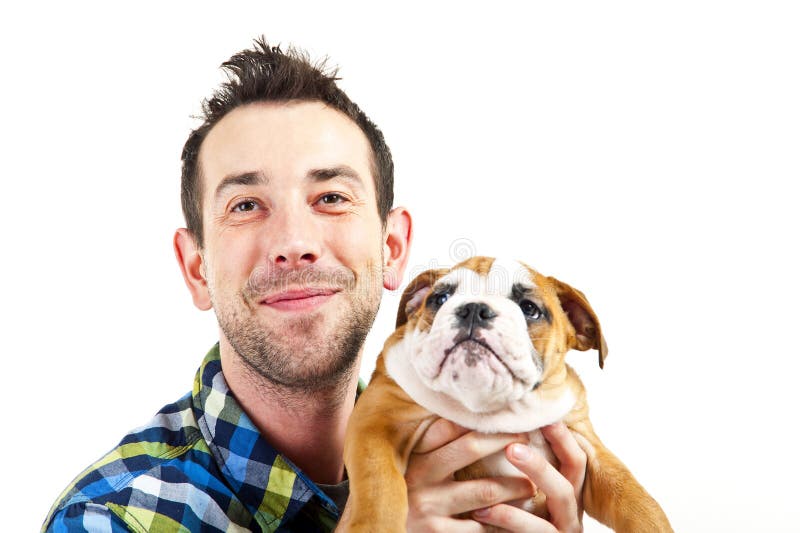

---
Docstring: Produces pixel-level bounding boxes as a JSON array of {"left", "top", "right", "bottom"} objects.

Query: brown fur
[{"left": 341, "top": 258, "right": 672, "bottom": 532}]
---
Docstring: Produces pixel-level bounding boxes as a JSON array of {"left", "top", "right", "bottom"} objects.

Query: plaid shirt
[{"left": 43, "top": 344, "right": 356, "bottom": 532}]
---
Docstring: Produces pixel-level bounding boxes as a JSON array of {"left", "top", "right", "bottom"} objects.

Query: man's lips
[{"left": 259, "top": 288, "right": 340, "bottom": 311}]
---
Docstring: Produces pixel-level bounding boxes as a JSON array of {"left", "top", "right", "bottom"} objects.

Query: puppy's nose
[{"left": 455, "top": 302, "right": 497, "bottom": 329}]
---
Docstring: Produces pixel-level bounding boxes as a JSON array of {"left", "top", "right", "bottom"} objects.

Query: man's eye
[
  {"left": 232, "top": 200, "right": 258, "bottom": 212},
  {"left": 319, "top": 193, "right": 346, "bottom": 205}
]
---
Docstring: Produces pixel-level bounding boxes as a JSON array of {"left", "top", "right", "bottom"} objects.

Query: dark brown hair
[{"left": 180, "top": 37, "right": 394, "bottom": 247}]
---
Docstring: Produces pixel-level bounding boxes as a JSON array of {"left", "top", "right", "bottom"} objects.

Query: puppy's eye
[
  {"left": 520, "top": 299, "right": 543, "bottom": 320},
  {"left": 428, "top": 291, "right": 450, "bottom": 309}
]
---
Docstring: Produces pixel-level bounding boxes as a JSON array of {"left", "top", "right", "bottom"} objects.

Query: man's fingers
[
  {"left": 408, "top": 431, "right": 528, "bottom": 485},
  {"left": 506, "top": 443, "right": 582, "bottom": 533},
  {"left": 473, "top": 503, "right": 559, "bottom": 533},
  {"left": 415, "top": 476, "right": 534, "bottom": 517},
  {"left": 406, "top": 516, "right": 486, "bottom": 533},
  {"left": 541, "top": 422, "right": 588, "bottom": 498},
  {"left": 413, "top": 418, "right": 470, "bottom": 454}
]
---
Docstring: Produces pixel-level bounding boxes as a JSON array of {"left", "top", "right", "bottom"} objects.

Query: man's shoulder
[{"left": 42, "top": 393, "right": 227, "bottom": 532}]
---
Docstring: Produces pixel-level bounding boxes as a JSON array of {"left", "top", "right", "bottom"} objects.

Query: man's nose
[{"left": 266, "top": 208, "right": 321, "bottom": 267}]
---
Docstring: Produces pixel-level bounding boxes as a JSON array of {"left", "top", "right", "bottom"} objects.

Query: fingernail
[
  {"left": 473, "top": 507, "right": 490, "bottom": 518},
  {"left": 511, "top": 443, "right": 531, "bottom": 460}
]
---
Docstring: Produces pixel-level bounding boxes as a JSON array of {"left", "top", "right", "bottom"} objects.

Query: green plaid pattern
[{"left": 43, "top": 344, "right": 348, "bottom": 532}]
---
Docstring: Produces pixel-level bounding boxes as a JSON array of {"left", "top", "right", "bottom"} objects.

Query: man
[{"left": 43, "top": 38, "right": 586, "bottom": 532}]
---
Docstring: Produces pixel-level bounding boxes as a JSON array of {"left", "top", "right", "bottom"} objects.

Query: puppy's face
[{"left": 394, "top": 257, "right": 606, "bottom": 415}]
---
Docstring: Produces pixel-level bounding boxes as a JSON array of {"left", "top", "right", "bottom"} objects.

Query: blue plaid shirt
[{"left": 43, "top": 344, "right": 354, "bottom": 532}]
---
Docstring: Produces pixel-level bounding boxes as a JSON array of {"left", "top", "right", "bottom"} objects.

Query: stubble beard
[{"left": 210, "top": 264, "right": 382, "bottom": 394}]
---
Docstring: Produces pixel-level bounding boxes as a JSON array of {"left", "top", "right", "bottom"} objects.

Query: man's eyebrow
[
  {"left": 214, "top": 171, "right": 268, "bottom": 202},
  {"left": 307, "top": 166, "right": 366, "bottom": 189}
]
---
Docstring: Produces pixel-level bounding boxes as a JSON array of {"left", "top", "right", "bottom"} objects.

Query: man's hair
[{"left": 180, "top": 36, "right": 394, "bottom": 247}]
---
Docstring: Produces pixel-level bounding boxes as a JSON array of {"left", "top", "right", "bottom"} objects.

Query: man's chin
[
  {"left": 258, "top": 313, "right": 330, "bottom": 340},
  {"left": 242, "top": 346, "right": 358, "bottom": 392},
  {"left": 217, "top": 285, "right": 379, "bottom": 390}
]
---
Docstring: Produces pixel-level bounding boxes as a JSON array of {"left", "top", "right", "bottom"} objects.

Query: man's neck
[{"left": 218, "top": 338, "right": 360, "bottom": 485}]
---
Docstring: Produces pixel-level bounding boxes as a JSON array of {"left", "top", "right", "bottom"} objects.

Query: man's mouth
[{"left": 260, "top": 288, "right": 340, "bottom": 312}]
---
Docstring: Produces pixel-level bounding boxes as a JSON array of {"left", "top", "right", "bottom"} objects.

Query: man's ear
[
  {"left": 382, "top": 207, "right": 413, "bottom": 291},
  {"left": 173, "top": 228, "right": 212, "bottom": 311},
  {"left": 396, "top": 268, "right": 448, "bottom": 328},
  {"left": 548, "top": 276, "right": 608, "bottom": 368}
]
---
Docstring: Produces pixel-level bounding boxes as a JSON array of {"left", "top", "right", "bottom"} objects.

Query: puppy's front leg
[
  {"left": 569, "top": 419, "right": 673, "bottom": 533},
  {"left": 340, "top": 373, "right": 435, "bottom": 532},
  {"left": 340, "top": 427, "right": 410, "bottom": 532}
]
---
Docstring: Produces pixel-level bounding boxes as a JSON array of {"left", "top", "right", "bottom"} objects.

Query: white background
[{"left": 1, "top": 1, "right": 798, "bottom": 531}]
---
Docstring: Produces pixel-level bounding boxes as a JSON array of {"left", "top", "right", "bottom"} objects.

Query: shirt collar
[{"left": 191, "top": 344, "right": 340, "bottom": 529}]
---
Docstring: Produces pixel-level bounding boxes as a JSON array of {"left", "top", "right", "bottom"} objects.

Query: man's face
[{"left": 196, "top": 101, "right": 386, "bottom": 390}]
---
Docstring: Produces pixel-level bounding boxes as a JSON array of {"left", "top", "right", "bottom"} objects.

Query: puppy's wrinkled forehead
[{"left": 435, "top": 257, "right": 537, "bottom": 297}]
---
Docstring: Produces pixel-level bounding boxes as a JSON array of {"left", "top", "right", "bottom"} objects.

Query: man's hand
[{"left": 404, "top": 419, "right": 586, "bottom": 532}]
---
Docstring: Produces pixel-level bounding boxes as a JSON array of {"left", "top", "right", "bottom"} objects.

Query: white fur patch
[
  {"left": 437, "top": 267, "right": 483, "bottom": 296},
  {"left": 487, "top": 258, "right": 536, "bottom": 296},
  {"left": 436, "top": 259, "right": 535, "bottom": 298},
  {"left": 384, "top": 335, "right": 575, "bottom": 433}
]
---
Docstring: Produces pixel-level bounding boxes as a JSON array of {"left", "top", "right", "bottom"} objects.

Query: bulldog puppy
[{"left": 341, "top": 257, "right": 672, "bottom": 532}]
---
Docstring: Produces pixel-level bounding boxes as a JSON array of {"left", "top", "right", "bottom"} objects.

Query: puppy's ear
[
  {"left": 548, "top": 277, "right": 609, "bottom": 368},
  {"left": 396, "top": 268, "right": 448, "bottom": 328}
]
